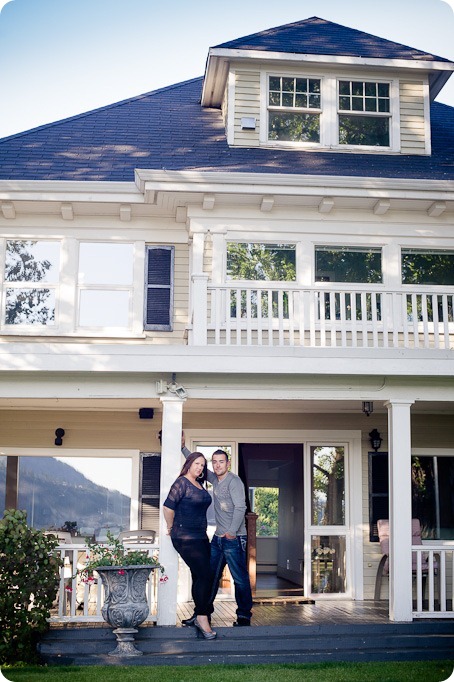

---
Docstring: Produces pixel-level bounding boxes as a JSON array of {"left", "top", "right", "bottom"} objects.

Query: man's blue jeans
[{"left": 209, "top": 534, "right": 253, "bottom": 620}]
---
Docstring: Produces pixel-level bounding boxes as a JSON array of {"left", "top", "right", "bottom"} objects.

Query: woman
[{"left": 163, "top": 451, "right": 216, "bottom": 640}]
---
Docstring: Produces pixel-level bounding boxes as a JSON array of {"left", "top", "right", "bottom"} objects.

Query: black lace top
[{"left": 164, "top": 476, "right": 212, "bottom": 540}]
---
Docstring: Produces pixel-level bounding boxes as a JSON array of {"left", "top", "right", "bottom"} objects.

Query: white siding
[
  {"left": 233, "top": 68, "right": 261, "bottom": 147},
  {"left": 399, "top": 81, "right": 428, "bottom": 154}
]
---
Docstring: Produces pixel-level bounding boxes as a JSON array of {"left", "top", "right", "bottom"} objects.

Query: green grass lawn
[{"left": 2, "top": 661, "right": 453, "bottom": 682}]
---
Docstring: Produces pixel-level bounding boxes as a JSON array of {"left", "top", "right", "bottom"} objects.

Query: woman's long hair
[{"left": 180, "top": 451, "right": 208, "bottom": 483}]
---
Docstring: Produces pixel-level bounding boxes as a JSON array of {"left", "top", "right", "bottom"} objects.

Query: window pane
[
  {"left": 401, "top": 250, "right": 454, "bottom": 285},
  {"left": 365, "top": 82, "right": 376, "bottom": 97},
  {"left": 352, "top": 96, "right": 363, "bottom": 111},
  {"left": 78, "top": 243, "right": 133, "bottom": 285},
  {"left": 227, "top": 243, "right": 296, "bottom": 281},
  {"left": 315, "top": 247, "right": 382, "bottom": 283},
  {"left": 338, "top": 81, "right": 350, "bottom": 96},
  {"left": 5, "top": 240, "right": 60, "bottom": 283},
  {"left": 412, "top": 456, "right": 454, "bottom": 540},
  {"left": 311, "top": 535, "right": 346, "bottom": 593},
  {"left": 250, "top": 487, "right": 279, "bottom": 536},
  {"left": 351, "top": 82, "right": 363, "bottom": 96},
  {"left": 5, "top": 288, "right": 55, "bottom": 325},
  {"left": 269, "top": 112, "right": 320, "bottom": 142},
  {"left": 268, "top": 76, "right": 320, "bottom": 111},
  {"left": 311, "top": 446, "right": 345, "bottom": 526},
  {"left": 295, "top": 94, "right": 307, "bottom": 108},
  {"left": 79, "top": 290, "right": 130, "bottom": 327},
  {"left": 17, "top": 456, "right": 131, "bottom": 535},
  {"left": 339, "top": 115, "right": 389, "bottom": 146},
  {"left": 378, "top": 83, "right": 389, "bottom": 97}
]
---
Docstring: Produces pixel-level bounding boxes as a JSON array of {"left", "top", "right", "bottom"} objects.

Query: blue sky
[{"left": 0, "top": 0, "right": 453, "bottom": 139}]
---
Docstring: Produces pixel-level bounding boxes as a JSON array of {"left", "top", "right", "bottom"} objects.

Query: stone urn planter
[{"left": 96, "top": 565, "right": 159, "bottom": 656}]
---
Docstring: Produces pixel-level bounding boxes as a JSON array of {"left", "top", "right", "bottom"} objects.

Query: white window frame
[
  {"left": 336, "top": 78, "right": 397, "bottom": 151},
  {"left": 259, "top": 69, "right": 400, "bottom": 152},
  {"left": 0, "top": 237, "right": 145, "bottom": 337},
  {"left": 0, "top": 447, "right": 141, "bottom": 531},
  {"left": 0, "top": 238, "right": 61, "bottom": 333}
]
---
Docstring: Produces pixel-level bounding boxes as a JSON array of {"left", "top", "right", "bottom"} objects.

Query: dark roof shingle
[
  {"left": 215, "top": 16, "right": 452, "bottom": 62},
  {"left": 0, "top": 77, "right": 453, "bottom": 182}
]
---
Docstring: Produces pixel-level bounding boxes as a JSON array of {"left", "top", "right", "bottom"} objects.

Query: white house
[{"left": 0, "top": 17, "right": 453, "bottom": 625}]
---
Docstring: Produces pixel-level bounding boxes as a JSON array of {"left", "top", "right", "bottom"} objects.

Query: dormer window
[
  {"left": 268, "top": 76, "right": 321, "bottom": 143},
  {"left": 338, "top": 81, "right": 391, "bottom": 147}
]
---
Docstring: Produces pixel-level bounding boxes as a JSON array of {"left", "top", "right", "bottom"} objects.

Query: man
[{"left": 181, "top": 438, "right": 253, "bottom": 626}]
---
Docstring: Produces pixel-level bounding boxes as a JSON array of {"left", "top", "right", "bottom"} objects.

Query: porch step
[{"left": 38, "top": 621, "right": 454, "bottom": 666}]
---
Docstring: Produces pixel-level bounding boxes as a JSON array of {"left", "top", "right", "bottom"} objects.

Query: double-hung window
[
  {"left": 3, "top": 240, "right": 60, "bottom": 327},
  {"left": 338, "top": 80, "right": 391, "bottom": 147},
  {"left": 267, "top": 76, "right": 321, "bottom": 143}
]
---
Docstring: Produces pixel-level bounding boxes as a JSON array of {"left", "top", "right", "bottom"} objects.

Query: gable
[{"left": 215, "top": 17, "right": 451, "bottom": 63}]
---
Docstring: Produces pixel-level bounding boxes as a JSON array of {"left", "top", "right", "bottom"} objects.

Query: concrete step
[{"left": 38, "top": 621, "right": 454, "bottom": 666}]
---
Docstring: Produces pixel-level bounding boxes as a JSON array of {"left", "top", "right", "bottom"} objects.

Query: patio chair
[
  {"left": 118, "top": 529, "right": 156, "bottom": 544},
  {"left": 374, "top": 518, "right": 431, "bottom": 601}
]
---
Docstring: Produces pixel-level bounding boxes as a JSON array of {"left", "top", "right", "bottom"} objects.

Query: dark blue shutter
[
  {"left": 368, "top": 452, "right": 389, "bottom": 542},
  {"left": 144, "top": 246, "right": 174, "bottom": 331},
  {"left": 140, "top": 454, "right": 161, "bottom": 533}
]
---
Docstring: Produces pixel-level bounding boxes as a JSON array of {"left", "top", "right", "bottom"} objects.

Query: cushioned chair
[
  {"left": 374, "top": 518, "right": 430, "bottom": 601},
  {"left": 118, "top": 529, "right": 156, "bottom": 544}
]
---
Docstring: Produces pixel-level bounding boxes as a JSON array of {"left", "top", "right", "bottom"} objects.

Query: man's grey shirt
[{"left": 182, "top": 447, "right": 247, "bottom": 536}]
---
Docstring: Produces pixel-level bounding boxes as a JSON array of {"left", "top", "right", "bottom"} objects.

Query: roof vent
[{"left": 241, "top": 117, "right": 256, "bottom": 130}]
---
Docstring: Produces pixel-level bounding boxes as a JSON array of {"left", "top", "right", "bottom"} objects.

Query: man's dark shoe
[{"left": 233, "top": 617, "right": 251, "bottom": 626}]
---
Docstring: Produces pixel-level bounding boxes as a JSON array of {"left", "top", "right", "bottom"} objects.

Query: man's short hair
[{"left": 212, "top": 449, "right": 229, "bottom": 460}]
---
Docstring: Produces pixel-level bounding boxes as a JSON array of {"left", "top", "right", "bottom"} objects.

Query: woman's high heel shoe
[{"left": 194, "top": 618, "right": 217, "bottom": 640}]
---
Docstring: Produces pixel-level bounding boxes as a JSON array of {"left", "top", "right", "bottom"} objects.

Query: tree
[
  {"left": 254, "top": 487, "right": 279, "bottom": 536},
  {"left": 4, "top": 240, "right": 54, "bottom": 324}
]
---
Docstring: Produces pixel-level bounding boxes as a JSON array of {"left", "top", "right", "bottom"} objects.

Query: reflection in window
[
  {"left": 227, "top": 243, "right": 296, "bottom": 281},
  {"left": 412, "top": 456, "right": 454, "bottom": 540},
  {"left": 16, "top": 456, "right": 131, "bottom": 538},
  {"left": 311, "top": 535, "right": 346, "bottom": 593},
  {"left": 338, "top": 81, "right": 390, "bottom": 146},
  {"left": 268, "top": 76, "right": 321, "bottom": 142},
  {"left": 249, "top": 487, "right": 279, "bottom": 536},
  {"left": 311, "top": 446, "right": 345, "bottom": 526},
  {"left": 4, "top": 240, "right": 60, "bottom": 325},
  {"left": 401, "top": 250, "right": 454, "bottom": 286},
  {"left": 315, "top": 246, "right": 382, "bottom": 283},
  {"left": 78, "top": 243, "right": 134, "bottom": 328}
]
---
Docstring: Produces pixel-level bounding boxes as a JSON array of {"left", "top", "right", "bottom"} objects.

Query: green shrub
[{"left": 0, "top": 509, "right": 63, "bottom": 664}]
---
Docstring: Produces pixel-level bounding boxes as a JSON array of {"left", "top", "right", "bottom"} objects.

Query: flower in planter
[{"left": 74, "top": 530, "right": 164, "bottom": 582}]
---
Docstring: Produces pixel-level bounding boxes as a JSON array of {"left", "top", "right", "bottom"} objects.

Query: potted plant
[{"left": 77, "top": 531, "right": 164, "bottom": 657}]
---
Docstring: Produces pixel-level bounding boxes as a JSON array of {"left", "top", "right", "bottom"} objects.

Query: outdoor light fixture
[
  {"left": 369, "top": 429, "right": 383, "bottom": 452},
  {"left": 156, "top": 373, "right": 188, "bottom": 399},
  {"left": 54, "top": 428, "right": 65, "bottom": 446},
  {"left": 362, "top": 401, "right": 373, "bottom": 417}
]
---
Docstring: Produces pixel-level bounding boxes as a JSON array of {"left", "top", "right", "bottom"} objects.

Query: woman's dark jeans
[
  {"left": 172, "top": 536, "right": 214, "bottom": 616},
  {"left": 210, "top": 534, "right": 253, "bottom": 620}
]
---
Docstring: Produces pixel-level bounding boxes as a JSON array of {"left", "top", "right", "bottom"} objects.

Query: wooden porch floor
[{"left": 177, "top": 574, "right": 391, "bottom": 627}]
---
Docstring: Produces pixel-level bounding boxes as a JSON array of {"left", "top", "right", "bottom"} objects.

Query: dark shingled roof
[
  {"left": 215, "top": 16, "right": 452, "bottom": 63},
  {"left": 0, "top": 77, "right": 453, "bottom": 182}
]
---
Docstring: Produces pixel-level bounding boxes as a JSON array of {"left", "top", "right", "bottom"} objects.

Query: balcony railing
[
  {"left": 190, "top": 278, "right": 454, "bottom": 349},
  {"left": 50, "top": 542, "right": 159, "bottom": 623},
  {"left": 412, "top": 545, "right": 454, "bottom": 618}
]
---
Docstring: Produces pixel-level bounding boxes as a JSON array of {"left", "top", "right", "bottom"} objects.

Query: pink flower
[
  {"left": 159, "top": 574, "right": 169, "bottom": 584},
  {"left": 118, "top": 569, "right": 126, "bottom": 575},
  {"left": 65, "top": 586, "right": 72, "bottom": 592}
]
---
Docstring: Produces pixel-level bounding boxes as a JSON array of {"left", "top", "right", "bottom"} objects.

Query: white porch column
[
  {"left": 385, "top": 399, "right": 414, "bottom": 622},
  {"left": 156, "top": 395, "right": 185, "bottom": 626}
]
